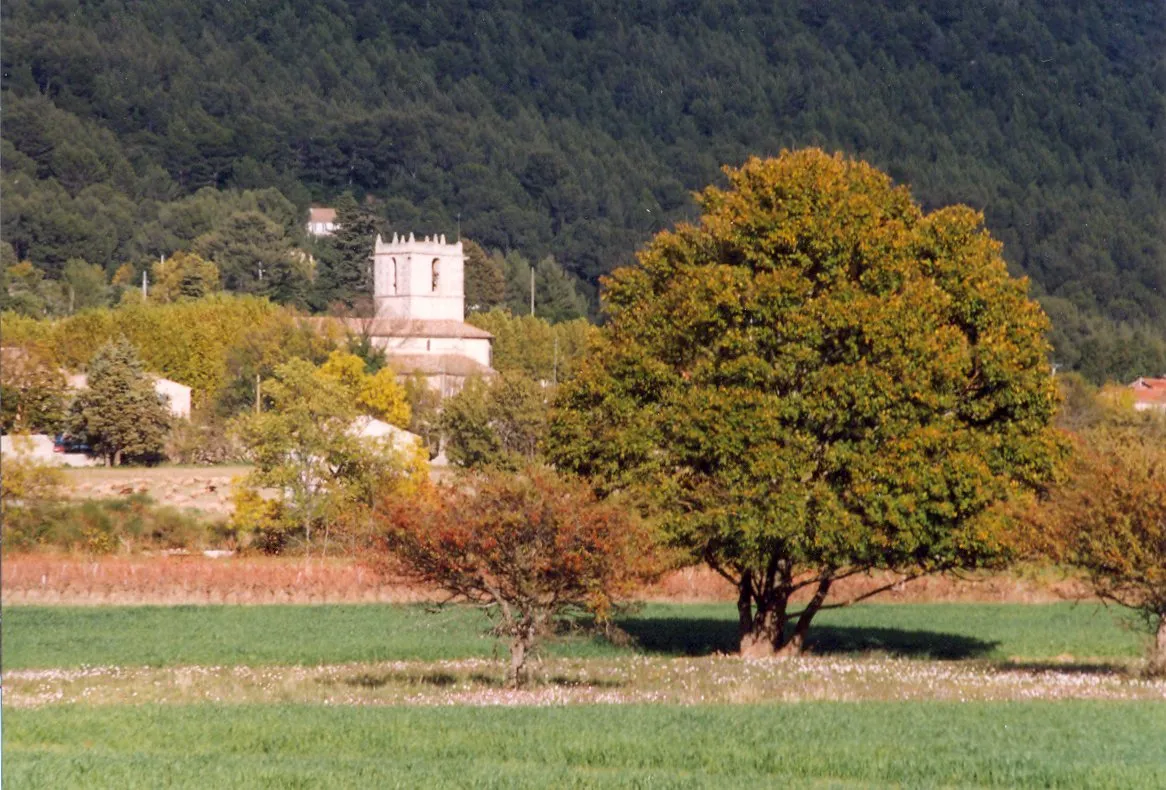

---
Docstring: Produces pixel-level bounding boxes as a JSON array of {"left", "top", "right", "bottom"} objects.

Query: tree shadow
[
  {"left": 340, "top": 671, "right": 501, "bottom": 689},
  {"left": 614, "top": 616, "right": 998, "bottom": 660},
  {"left": 545, "top": 675, "right": 627, "bottom": 689},
  {"left": 994, "top": 660, "right": 1131, "bottom": 676},
  {"left": 804, "top": 626, "right": 997, "bottom": 660}
]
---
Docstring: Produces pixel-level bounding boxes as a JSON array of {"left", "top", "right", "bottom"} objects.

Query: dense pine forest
[{"left": 2, "top": 0, "right": 1164, "bottom": 380}]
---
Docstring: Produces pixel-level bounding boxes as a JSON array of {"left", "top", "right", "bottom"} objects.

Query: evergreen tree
[
  {"left": 463, "top": 239, "right": 506, "bottom": 314},
  {"left": 69, "top": 338, "right": 172, "bottom": 465},
  {"left": 317, "top": 194, "right": 380, "bottom": 307}
]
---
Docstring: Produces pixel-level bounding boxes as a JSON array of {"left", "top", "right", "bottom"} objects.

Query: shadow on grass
[
  {"left": 996, "top": 660, "right": 1132, "bottom": 676},
  {"left": 341, "top": 671, "right": 501, "bottom": 689},
  {"left": 614, "top": 617, "right": 998, "bottom": 660}
]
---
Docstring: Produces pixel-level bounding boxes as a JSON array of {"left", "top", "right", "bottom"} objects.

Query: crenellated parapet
[{"left": 373, "top": 233, "right": 465, "bottom": 321}]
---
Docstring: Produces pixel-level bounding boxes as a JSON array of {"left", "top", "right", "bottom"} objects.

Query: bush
[{"left": 2, "top": 493, "right": 222, "bottom": 554}]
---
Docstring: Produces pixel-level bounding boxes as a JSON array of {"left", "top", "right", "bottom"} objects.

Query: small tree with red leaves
[{"left": 374, "top": 466, "right": 659, "bottom": 687}]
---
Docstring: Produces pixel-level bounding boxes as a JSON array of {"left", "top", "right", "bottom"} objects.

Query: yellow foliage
[
  {"left": 0, "top": 452, "right": 67, "bottom": 508},
  {"left": 111, "top": 263, "right": 136, "bottom": 287},
  {"left": 317, "top": 351, "right": 412, "bottom": 427},
  {"left": 316, "top": 350, "right": 367, "bottom": 394},
  {"left": 358, "top": 367, "right": 412, "bottom": 427},
  {"left": 227, "top": 482, "right": 285, "bottom": 535}
]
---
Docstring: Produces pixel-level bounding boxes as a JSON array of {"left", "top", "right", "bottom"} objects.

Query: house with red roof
[
  {"left": 306, "top": 207, "right": 337, "bottom": 237},
  {"left": 1129, "top": 377, "right": 1166, "bottom": 411}
]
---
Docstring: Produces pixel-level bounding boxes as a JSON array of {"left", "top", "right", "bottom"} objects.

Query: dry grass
[
  {"left": 6, "top": 654, "right": 1163, "bottom": 709},
  {"left": 60, "top": 466, "right": 251, "bottom": 517},
  {"left": 3, "top": 553, "right": 1093, "bottom": 605},
  {"left": 2, "top": 555, "right": 431, "bottom": 605}
]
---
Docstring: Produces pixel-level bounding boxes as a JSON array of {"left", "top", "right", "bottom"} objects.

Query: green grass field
[
  {"left": 3, "top": 601, "right": 1148, "bottom": 670},
  {"left": 6, "top": 702, "right": 1164, "bottom": 788}
]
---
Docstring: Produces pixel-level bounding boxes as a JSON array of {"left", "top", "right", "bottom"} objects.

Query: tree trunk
[
  {"left": 739, "top": 587, "right": 788, "bottom": 659},
  {"left": 1149, "top": 614, "right": 1166, "bottom": 678},
  {"left": 776, "top": 578, "right": 832, "bottom": 658},
  {"left": 113, "top": 449, "right": 122, "bottom": 467},
  {"left": 737, "top": 570, "right": 754, "bottom": 643},
  {"left": 507, "top": 626, "right": 534, "bottom": 688}
]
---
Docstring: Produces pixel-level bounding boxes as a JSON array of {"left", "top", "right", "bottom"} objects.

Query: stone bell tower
[{"left": 372, "top": 233, "right": 465, "bottom": 321}]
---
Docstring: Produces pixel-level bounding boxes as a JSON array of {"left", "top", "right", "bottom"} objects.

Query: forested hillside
[{"left": 2, "top": 0, "right": 1164, "bottom": 379}]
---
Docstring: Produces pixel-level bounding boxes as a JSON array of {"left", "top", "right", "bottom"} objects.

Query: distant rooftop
[
  {"left": 313, "top": 317, "right": 493, "bottom": 340},
  {"left": 1130, "top": 376, "right": 1166, "bottom": 410}
]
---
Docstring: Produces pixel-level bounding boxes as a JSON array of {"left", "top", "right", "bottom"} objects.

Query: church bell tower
[{"left": 372, "top": 233, "right": 465, "bottom": 321}]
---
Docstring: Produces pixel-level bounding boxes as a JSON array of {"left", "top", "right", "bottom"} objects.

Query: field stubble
[{"left": 2, "top": 553, "right": 1091, "bottom": 605}]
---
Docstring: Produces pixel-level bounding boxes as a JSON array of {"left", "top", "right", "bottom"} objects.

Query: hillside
[{"left": 2, "top": 0, "right": 1164, "bottom": 379}]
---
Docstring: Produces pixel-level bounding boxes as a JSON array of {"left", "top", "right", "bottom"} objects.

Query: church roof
[
  {"left": 324, "top": 317, "right": 493, "bottom": 340},
  {"left": 385, "top": 353, "right": 495, "bottom": 378}
]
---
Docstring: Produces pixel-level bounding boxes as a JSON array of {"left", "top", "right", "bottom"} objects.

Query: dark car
[{"left": 53, "top": 434, "right": 91, "bottom": 454}]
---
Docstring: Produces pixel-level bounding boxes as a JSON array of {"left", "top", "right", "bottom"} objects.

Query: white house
[
  {"left": 66, "top": 372, "right": 192, "bottom": 419},
  {"left": 306, "top": 207, "right": 338, "bottom": 237}
]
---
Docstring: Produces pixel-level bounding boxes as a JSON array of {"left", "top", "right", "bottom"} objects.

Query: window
[
  {"left": 392, "top": 258, "right": 398, "bottom": 294},
  {"left": 431, "top": 259, "right": 440, "bottom": 291}
]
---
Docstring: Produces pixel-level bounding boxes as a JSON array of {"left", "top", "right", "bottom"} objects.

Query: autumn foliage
[
  {"left": 373, "top": 467, "right": 660, "bottom": 687},
  {"left": 1023, "top": 417, "right": 1166, "bottom": 674}
]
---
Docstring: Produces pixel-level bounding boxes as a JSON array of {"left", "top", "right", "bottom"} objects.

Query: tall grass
[
  {"left": 6, "top": 702, "right": 1165, "bottom": 788},
  {"left": 3, "top": 602, "right": 1147, "bottom": 670}
]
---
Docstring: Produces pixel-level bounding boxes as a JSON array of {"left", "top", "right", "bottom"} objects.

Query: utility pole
[
  {"left": 142, "top": 270, "right": 148, "bottom": 300},
  {"left": 530, "top": 267, "right": 535, "bottom": 316}
]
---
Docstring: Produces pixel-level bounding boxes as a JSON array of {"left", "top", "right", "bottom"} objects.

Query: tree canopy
[
  {"left": 374, "top": 466, "right": 659, "bottom": 687},
  {"left": 549, "top": 150, "right": 1065, "bottom": 656},
  {"left": 2, "top": 0, "right": 1163, "bottom": 380},
  {"left": 69, "top": 337, "right": 172, "bottom": 466}
]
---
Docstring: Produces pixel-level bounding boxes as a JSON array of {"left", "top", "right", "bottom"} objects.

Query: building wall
[
  {"left": 373, "top": 234, "right": 465, "bottom": 322},
  {"left": 373, "top": 336, "right": 492, "bottom": 368},
  {"left": 1, "top": 434, "right": 99, "bottom": 467}
]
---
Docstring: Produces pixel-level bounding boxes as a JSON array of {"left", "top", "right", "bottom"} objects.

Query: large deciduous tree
[
  {"left": 374, "top": 466, "right": 659, "bottom": 687},
  {"left": 548, "top": 150, "right": 1064, "bottom": 657},
  {"left": 70, "top": 338, "right": 172, "bottom": 466}
]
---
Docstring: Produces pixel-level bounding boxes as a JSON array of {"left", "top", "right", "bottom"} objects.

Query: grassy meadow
[
  {"left": 7, "top": 702, "right": 1165, "bottom": 788},
  {"left": 5, "top": 601, "right": 1164, "bottom": 788},
  {"left": 3, "top": 601, "right": 1147, "bottom": 670}
]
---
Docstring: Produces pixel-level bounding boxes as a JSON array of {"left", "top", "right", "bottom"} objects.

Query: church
[{"left": 331, "top": 233, "right": 495, "bottom": 396}]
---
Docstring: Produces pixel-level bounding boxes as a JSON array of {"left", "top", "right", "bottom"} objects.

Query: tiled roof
[
  {"left": 318, "top": 317, "right": 493, "bottom": 340},
  {"left": 1130, "top": 377, "right": 1166, "bottom": 406},
  {"left": 308, "top": 207, "right": 337, "bottom": 223}
]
